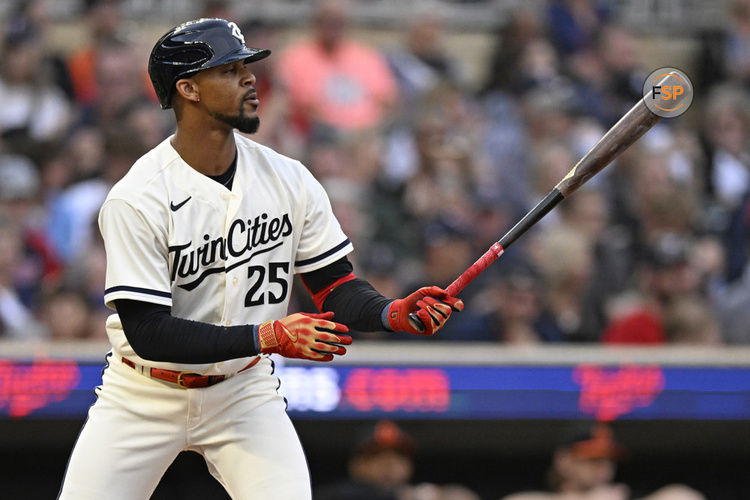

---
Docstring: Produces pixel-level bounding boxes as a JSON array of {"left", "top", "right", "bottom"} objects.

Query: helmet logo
[{"left": 227, "top": 21, "right": 245, "bottom": 44}]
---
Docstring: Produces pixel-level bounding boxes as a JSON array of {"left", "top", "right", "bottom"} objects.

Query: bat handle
[
  {"left": 407, "top": 243, "right": 505, "bottom": 332},
  {"left": 446, "top": 242, "right": 505, "bottom": 296}
]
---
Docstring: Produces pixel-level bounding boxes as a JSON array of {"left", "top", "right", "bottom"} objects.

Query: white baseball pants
[{"left": 58, "top": 355, "right": 311, "bottom": 499}]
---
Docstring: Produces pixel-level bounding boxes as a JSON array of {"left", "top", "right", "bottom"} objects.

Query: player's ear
[{"left": 175, "top": 78, "right": 201, "bottom": 104}]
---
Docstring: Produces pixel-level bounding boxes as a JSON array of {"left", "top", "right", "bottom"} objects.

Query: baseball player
[{"left": 58, "top": 18, "right": 463, "bottom": 500}]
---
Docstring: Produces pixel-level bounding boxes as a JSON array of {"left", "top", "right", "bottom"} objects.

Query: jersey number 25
[{"left": 245, "top": 262, "right": 289, "bottom": 307}]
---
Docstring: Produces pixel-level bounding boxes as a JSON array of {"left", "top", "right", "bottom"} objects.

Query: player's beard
[{"left": 211, "top": 108, "right": 260, "bottom": 134}]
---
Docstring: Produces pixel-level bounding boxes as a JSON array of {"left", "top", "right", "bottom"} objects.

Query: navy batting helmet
[{"left": 148, "top": 18, "right": 271, "bottom": 109}]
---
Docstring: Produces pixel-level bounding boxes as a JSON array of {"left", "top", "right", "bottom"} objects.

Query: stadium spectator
[
  {"left": 315, "top": 420, "right": 417, "bottom": 500},
  {"left": 0, "top": 26, "right": 72, "bottom": 155},
  {"left": 663, "top": 295, "right": 723, "bottom": 345},
  {"left": 0, "top": 154, "right": 62, "bottom": 309},
  {"left": 316, "top": 420, "right": 480, "bottom": 500},
  {"left": 60, "top": 189, "right": 117, "bottom": 341},
  {"left": 2, "top": 0, "right": 74, "bottom": 100},
  {"left": 482, "top": 6, "right": 549, "bottom": 97},
  {"left": 119, "top": 99, "right": 173, "bottom": 151},
  {"left": 323, "top": 177, "right": 371, "bottom": 255},
  {"left": 602, "top": 146, "right": 699, "bottom": 287},
  {"left": 274, "top": 0, "right": 398, "bottom": 138},
  {"left": 402, "top": 483, "right": 481, "bottom": 500},
  {"left": 46, "top": 128, "right": 146, "bottom": 263},
  {"left": 78, "top": 40, "right": 153, "bottom": 133},
  {"left": 718, "top": 274, "right": 750, "bottom": 344},
  {"left": 394, "top": 88, "right": 486, "bottom": 226},
  {"left": 66, "top": 0, "right": 125, "bottom": 106},
  {"left": 591, "top": 25, "right": 647, "bottom": 127},
  {"left": 39, "top": 286, "right": 94, "bottom": 340},
  {"left": 723, "top": 0, "right": 750, "bottom": 84},
  {"left": 199, "top": 0, "right": 233, "bottom": 20},
  {"left": 479, "top": 265, "right": 544, "bottom": 344},
  {"left": 716, "top": 193, "right": 750, "bottom": 343},
  {"left": 601, "top": 233, "right": 700, "bottom": 344},
  {"left": 384, "top": 5, "right": 467, "bottom": 114},
  {"left": 701, "top": 84, "right": 750, "bottom": 281},
  {"left": 546, "top": 0, "right": 610, "bottom": 58},
  {"left": 307, "top": 130, "right": 411, "bottom": 260},
  {"left": 557, "top": 186, "right": 634, "bottom": 341},
  {"left": 530, "top": 227, "right": 595, "bottom": 342},
  {"left": 0, "top": 210, "right": 45, "bottom": 339},
  {"left": 702, "top": 84, "right": 750, "bottom": 212},
  {"left": 501, "top": 422, "right": 706, "bottom": 500},
  {"left": 479, "top": 8, "right": 573, "bottom": 213}
]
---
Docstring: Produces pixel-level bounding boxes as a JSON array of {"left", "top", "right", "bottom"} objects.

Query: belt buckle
[{"left": 176, "top": 372, "right": 195, "bottom": 389}]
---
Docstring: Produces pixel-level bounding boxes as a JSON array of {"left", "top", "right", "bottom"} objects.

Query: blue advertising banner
[{"left": 1, "top": 358, "right": 749, "bottom": 420}]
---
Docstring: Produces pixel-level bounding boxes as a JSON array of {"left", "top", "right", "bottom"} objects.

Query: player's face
[{"left": 193, "top": 60, "right": 261, "bottom": 134}]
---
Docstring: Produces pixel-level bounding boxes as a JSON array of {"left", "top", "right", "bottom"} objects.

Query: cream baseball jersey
[{"left": 99, "top": 132, "right": 353, "bottom": 375}]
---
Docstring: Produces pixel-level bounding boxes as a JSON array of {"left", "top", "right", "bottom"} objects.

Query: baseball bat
[{"left": 408, "top": 85, "right": 683, "bottom": 330}]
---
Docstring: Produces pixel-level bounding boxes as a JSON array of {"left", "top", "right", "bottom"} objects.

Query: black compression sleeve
[
  {"left": 114, "top": 299, "right": 259, "bottom": 364},
  {"left": 301, "top": 257, "right": 354, "bottom": 293},
  {"left": 300, "top": 257, "right": 392, "bottom": 331},
  {"left": 321, "top": 279, "right": 393, "bottom": 332}
]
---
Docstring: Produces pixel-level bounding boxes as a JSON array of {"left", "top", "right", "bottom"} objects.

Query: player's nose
[{"left": 240, "top": 66, "right": 256, "bottom": 87}]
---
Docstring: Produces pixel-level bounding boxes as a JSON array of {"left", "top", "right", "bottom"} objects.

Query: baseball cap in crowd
[
  {"left": 557, "top": 423, "right": 625, "bottom": 460},
  {"left": 3, "top": 18, "right": 37, "bottom": 48},
  {"left": 353, "top": 420, "right": 417, "bottom": 459},
  {"left": 0, "top": 154, "right": 40, "bottom": 201},
  {"left": 642, "top": 232, "right": 691, "bottom": 269},
  {"left": 500, "top": 263, "right": 541, "bottom": 291},
  {"left": 422, "top": 216, "right": 474, "bottom": 248},
  {"left": 359, "top": 243, "right": 398, "bottom": 276}
]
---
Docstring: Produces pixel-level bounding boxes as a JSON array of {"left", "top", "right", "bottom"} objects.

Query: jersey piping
[
  {"left": 294, "top": 238, "right": 351, "bottom": 267},
  {"left": 104, "top": 286, "right": 172, "bottom": 298}
]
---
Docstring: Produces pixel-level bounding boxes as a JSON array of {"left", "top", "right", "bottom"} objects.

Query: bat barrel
[{"left": 555, "top": 98, "right": 661, "bottom": 197}]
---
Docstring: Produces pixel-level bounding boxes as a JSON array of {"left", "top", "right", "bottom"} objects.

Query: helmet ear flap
[{"left": 151, "top": 43, "right": 212, "bottom": 108}]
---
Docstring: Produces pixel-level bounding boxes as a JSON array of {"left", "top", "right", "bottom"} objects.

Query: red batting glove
[
  {"left": 386, "top": 286, "right": 464, "bottom": 335},
  {"left": 256, "top": 312, "right": 352, "bottom": 362}
]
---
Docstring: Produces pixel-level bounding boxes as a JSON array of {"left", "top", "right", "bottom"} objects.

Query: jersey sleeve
[
  {"left": 99, "top": 198, "right": 172, "bottom": 310},
  {"left": 293, "top": 167, "right": 353, "bottom": 274}
]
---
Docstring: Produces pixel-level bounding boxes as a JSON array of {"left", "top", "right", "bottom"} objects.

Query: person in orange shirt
[
  {"left": 66, "top": 0, "right": 124, "bottom": 106},
  {"left": 275, "top": 0, "right": 398, "bottom": 137}
]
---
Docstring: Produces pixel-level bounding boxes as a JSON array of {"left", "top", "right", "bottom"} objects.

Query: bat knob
[{"left": 407, "top": 312, "right": 425, "bottom": 333}]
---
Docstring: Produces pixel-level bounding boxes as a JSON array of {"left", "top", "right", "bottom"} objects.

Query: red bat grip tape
[
  {"left": 446, "top": 242, "right": 505, "bottom": 296},
  {"left": 407, "top": 242, "right": 505, "bottom": 331}
]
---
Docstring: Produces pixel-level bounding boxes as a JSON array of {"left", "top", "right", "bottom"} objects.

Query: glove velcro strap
[
  {"left": 258, "top": 320, "right": 278, "bottom": 350},
  {"left": 381, "top": 301, "right": 396, "bottom": 331}
]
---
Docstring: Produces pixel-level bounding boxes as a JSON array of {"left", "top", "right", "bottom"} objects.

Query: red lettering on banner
[
  {"left": 0, "top": 360, "right": 81, "bottom": 417},
  {"left": 574, "top": 364, "right": 664, "bottom": 421},
  {"left": 342, "top": 368, "right": 450, "bottom": 413},
  {"left": 345, "top": 368, "right": 375, "bottom": 411}
]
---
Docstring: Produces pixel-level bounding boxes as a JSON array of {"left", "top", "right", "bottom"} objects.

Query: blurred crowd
[
  {"left": 2, "top": 0, "right": 750, "bottom": 346},
  {"left": 315, "top": 419, "right": 706, "bottom": 500}
]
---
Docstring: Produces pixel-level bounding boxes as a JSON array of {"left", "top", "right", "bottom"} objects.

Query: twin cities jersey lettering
[
  {"left": 169, "top": 212, "right": 293, "bottom": 291},
  {"left": 99, "top": 133, "right": 353, "bottom": 375}
]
